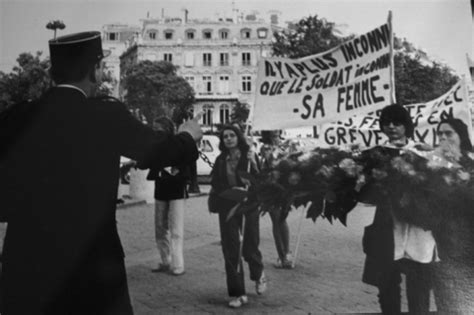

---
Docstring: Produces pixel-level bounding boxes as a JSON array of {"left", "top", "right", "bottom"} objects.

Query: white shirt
[{"left": 384, "top": 140, "right": 439, "bottom": 263}]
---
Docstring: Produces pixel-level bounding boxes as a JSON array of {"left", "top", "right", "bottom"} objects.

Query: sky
[{"left": 0, "top": 0, "right": 473, "bottom": 78}]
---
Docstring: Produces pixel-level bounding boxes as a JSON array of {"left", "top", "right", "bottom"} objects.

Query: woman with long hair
[
  {"left": 208, "top": 124, "right": 267, "bottom": 308},
  {"left": 431, "top": 118, "right": 474, "bottom": 313}
]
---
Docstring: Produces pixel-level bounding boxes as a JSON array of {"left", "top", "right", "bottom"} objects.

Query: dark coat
[
  {"left": 0, "top": 87, "right": 198, "bottom": 314},
  {"left": 147, "top": 165, "right": 190, "bottom": 200},
  {"left": 359, "top": 189, "right": 395, "bottom": 287},
  {"left": 209, "top": 151, "right": 259, "bottom": 214},
  {"left": 358, "top": 147, "right": 402, "bottom": 287}
]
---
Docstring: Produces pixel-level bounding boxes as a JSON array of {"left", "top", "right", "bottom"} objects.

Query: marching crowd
[{"left": 0, "top": 29, "right": 473, "bottom": 315}]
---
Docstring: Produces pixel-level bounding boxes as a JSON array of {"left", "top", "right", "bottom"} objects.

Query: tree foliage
[
  {"left": 96, "top": 67, "right": 117, "bottom": 97},
  {"left": 230, "top": 101, "right": 250, "bottom": 126},
  {"left": 272, "top": 15, "right": 459, "bottom": 106},
  {"left": 272, "top": 15, "right": 348, "bottom": 59},
  {"left": 392, "top": 38, "right": 458, "bottom": 105},
  {"left": 122, "top": 60, "right": 195, "bottom": 125},
  {"left": 0, "top": 52, "right": 50, "bottom": 112},
  {"left": 0, "top": 51, "right": 117, "bottom": 113},
  {"left": 46, "top": 20, "right": 66, "bottom": 39}
]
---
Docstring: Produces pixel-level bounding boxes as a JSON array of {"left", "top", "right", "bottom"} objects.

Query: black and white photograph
[{"left": 0, "top": 0, "right": 473, "bottom": 314}]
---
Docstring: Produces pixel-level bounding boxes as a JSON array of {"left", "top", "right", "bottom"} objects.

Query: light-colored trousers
[{"left": 154, "top": 199, "right": 185, "bottom": 271}]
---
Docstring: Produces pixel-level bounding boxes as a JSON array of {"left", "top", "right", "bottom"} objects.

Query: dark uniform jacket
[{"left": 0, "top": 87, "right": 198, "bottom": 314}]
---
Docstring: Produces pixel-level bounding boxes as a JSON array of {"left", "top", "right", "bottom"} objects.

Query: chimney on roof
[
  {"left": 232, "top": 0, "right": 238, "bottom": 24},
  {"left": 270, "top": 14, "right": 278, "bottom": 24},
  {"left": 182, "top": 8, "right": 188, "bottom": 24}
]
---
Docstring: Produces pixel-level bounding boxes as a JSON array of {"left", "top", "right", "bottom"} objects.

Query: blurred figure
[{"left": 260, "top": 130, "right": 294, "bottom": 269}]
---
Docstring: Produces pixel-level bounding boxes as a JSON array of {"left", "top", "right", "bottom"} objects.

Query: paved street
[{"left": 117, "top": 185, "right": 387, "bottom": 314}]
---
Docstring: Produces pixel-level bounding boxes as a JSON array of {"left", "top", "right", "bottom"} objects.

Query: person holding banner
[
  {"left": 359, "top": 104, "right": 437, "bottom": 314},
  {"left": 208, "top": 124, "right": 266, "bottom": 308},
  {"left": 429, "top": 118, "right": 474, "bottom": 313}
]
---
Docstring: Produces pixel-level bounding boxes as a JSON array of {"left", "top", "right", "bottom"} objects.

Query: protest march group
[{"left": 0, "top": 9, "right": 473, "bottom": 315}]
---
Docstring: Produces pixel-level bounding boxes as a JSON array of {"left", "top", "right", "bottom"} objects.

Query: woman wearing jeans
[{"left": 209, "top": 124, "right": 267, "bottom": 308}]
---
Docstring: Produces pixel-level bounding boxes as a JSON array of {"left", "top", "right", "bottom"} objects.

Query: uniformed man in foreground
[{"left": 0, "top": 31, "right": 202, "bottom": 315}]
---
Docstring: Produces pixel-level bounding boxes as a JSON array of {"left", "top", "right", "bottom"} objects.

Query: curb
[
  {"left": 116, "top": 193, "right": 208, "bottom": 210},
  {"left": 117, "top": 199, "right": 147, "bottom": 209},
  {"left": 188, "top": 192, "right": 209, "bottom": 198}
]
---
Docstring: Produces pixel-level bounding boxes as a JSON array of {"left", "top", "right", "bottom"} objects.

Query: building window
[
  {"left": 203, "top": 53, "right": 212, "bottom": 67},
  {"left": 242, "top": 52, "right": 251, "bottom": 66},
  {"left": 242, "top": 76, "right": 252, "bottom": 92},
  {"left": 164, "top": 31, "right": 173, "bottom": 40},
  {"left": 184, "top": 76, "right": 195, "bottom": 90},
  {"left": 257, "top": 28, "right": 268, "bottom": 39},
  {"left": 219, "top": 29, "right": 229, "bottom": 39},
  {"left": 148, "top": 32, "right": 157, "bottom": 40},
  {"left": 219, "top": 75, "right": 229, "bottom": 94},
  {"left": 219, "top": 104, "right": 230, "bottom": 124},
  {"left": 164, "top": 53, "right": 173, "bottom": 63},
  {"left": 107, "top": 32, "right": 119, "bottom": 41},
  {"left": 185, "top": 29, "right": 195, "bottom": 39},
  {"left": 203, "top": 76, "right": 212, "bottom": 93},
  {"left": 220, "top": 53, "right": 229, "bottom": 66},
  {"left": 241, "top": 29, "right": 251, "bottom": 39},
  {"left": 203, "top": 30, "right": 212, "bottom": 39},
  {"left": 202, "top": 104, "right": 214, "bottom": 126},
  {"left": 184, "top": 52, "right": 194, "bottom": 67}
]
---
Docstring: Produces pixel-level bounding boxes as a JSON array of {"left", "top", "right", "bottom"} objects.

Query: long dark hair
[
  {"left": 379, "top": 104, "right": 414, "bottom": 138},
  {"left": 437, "top": 118, "right": 472, "bottom": 152},
  {"left": 218, "top": 124, "right": 250, "bottom": 154}
]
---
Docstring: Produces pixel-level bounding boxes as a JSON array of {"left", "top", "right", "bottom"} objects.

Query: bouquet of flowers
[
  {"left": 233, "top": 140, "right": 474, "bottom": 228},
  {"left": 252, "top": 147, "right": 362, "bottom": 225},
  {"left": 381, "top": 144, "right": 474, "bottom": 230}
]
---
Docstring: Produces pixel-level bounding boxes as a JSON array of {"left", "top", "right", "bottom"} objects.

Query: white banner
[
  {"left": 252, "top": 14, "right": 395, "bottom": 131},
  {"left": 320, "top": 79, "right": 473, "bottom": 148}
]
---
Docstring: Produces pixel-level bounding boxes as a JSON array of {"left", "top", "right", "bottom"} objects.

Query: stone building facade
[
  {"left": 102, "top": 23, "right": 141, "bottom": 96},
  {"left": 103, "top": 12, "right": 278, "bottom": 131}
]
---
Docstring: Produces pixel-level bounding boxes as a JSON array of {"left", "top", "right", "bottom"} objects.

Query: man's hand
[{"left": 178, "top": 112, "right": 203, "bottom": 142}]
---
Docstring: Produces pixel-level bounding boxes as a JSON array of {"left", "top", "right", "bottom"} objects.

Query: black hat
[{"left": 49, "top": 31, "right": 104, "bottom": 69}]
